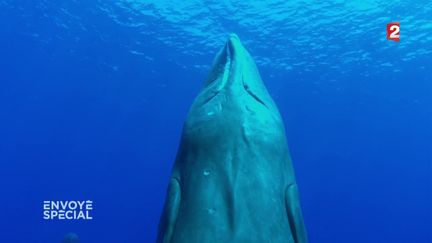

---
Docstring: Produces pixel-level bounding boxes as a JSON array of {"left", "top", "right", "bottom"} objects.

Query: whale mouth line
[
  {"left": 242, "top": 76, "right": 269, "bottom": 109},
  {"left": 202, "top": 90, "right": 220, "bottom": 105},
  {"left": 200, "top": 42, "right": 232, "bottom": 106}
]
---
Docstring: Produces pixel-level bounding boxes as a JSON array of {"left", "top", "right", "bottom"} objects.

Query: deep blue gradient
[{"left": 0, "top": 1, "right": 431, "bottom": 242}]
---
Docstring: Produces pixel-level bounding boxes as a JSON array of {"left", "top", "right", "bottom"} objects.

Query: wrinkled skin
[{"left": 157, "top": 34, "right": 307, "bottom": 243}]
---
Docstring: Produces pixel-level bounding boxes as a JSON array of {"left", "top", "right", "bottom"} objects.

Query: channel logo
[{"left": 387, "top": 22, "right": 400, "bottom": 42}]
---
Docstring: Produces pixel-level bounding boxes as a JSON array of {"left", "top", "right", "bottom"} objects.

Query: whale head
[
  {"left": 62, "top": 233, "right": 79, "bottom": 243},
  {"left": 198, "top": 34, "right": 276, "bottom": 111},
  {"left": 183, "top": 34, "right": 286, "bottom": 151}
]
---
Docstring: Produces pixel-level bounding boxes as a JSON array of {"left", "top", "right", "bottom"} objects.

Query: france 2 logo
[{"left": 387, "top": 22, "right": 400, "bottom": 42}]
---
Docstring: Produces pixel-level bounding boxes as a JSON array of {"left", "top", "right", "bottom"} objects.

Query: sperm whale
[{"left": 157, "top": 34, "right": 307, "bottom": 243}]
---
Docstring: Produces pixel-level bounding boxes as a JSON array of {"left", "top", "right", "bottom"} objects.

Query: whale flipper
[
  {"left": 285, "top": 184, "right": 308, "bottom": 243},
  {"left": 157, "top": 178, "right": 181, "bottom": 243},
  {"left": 157, "top": 34, "right": 307, "bottom": 243}
]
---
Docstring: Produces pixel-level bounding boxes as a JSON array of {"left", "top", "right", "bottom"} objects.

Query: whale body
[{"left": 157, "top": 34, "right": 307, "bottom": 243}]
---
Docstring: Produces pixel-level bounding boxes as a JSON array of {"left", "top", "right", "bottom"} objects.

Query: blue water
[{"left": 0, "top": 1, "right": 431, "bottom": 242}]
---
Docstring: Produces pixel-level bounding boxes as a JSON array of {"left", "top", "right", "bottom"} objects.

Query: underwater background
[{"left": 0, "top": 0, "right": 431, "bottom": 242}]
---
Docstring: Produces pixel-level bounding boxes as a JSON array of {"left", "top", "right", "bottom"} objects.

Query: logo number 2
[
  {"left": 389, "top": 25, "right": 400, "bottom": 39},
  {"left": 387, "top": 22, "right": 400, "bottom": 42}
]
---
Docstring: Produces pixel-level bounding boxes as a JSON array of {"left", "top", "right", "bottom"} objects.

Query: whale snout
[
  {"left": 203, "top": 34, "right": 253, "bottom": 91},
  {"left": 226, "top": 33, "right": 241, "bottom": 59},
  {"left": 195, "top": 33, "right": 275, "bottom": 116}
]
